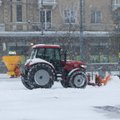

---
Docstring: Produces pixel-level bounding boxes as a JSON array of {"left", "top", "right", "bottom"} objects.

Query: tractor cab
[{"left": 30, "top": 44, "right": 65, "bottom": 72}]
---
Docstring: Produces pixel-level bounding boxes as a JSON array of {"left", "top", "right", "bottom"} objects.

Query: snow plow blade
[
  {"left": 95, "top": 74, "right": 111, "bottom": 86},
  {"left": 2, "top": 56, "right": 22, "bottom": 77},
  {"left": 100, "top": 74, "right": 111, "bottom": 85}
]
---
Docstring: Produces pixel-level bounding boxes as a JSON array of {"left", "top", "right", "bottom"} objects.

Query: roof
[{"left": 32, "top": 44, "right": 61, "bottom": 49}]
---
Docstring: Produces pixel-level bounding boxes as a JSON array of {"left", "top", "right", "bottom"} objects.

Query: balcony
[
  {"left": 38, "top": 0, "right": 57, "bottom": 9},
  {"left": 32, "top": 22, "right": 51, "bottom": 31},
  {"left": 112, "top": 4, "right": 120, "bottom": 11}
]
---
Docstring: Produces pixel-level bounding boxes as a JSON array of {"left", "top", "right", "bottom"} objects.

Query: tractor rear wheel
[
  {"left": 28, "top": 63, "right": 55, "bottom": 88},
  {"left": 69, "top": 71, "right": 87, "bottom": 88},
  {"left": 21, "top": 76, "right": 34, "bottom": 90}
]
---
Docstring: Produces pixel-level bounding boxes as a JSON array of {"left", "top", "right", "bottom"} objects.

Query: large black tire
[
  {"left": 28, "top": 63, "right": 55, "bottom": 88},
  {"left": 60, "top": 80, "right": 69, "bottom": 88},
  {"left": 21, "top": 76, "right": 34, "bottom": 90},
  {"left": 69, "top": 70, "right": 87, "bottom": 88}
]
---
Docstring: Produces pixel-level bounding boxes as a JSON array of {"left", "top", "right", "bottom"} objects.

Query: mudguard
[
  {"left": 68, "top": 68, "right": 81, "bottom": 77},
  {"left": 21, "top": 58, "right": 55, "bottom": 77},
  {"left": 25, "top": 58, "right": 53, "bottom": 67}
]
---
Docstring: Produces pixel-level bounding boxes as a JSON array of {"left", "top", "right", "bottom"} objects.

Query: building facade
[
  {"left": 0, "top": 0, "right": 120, "bottom": 71},
  {"left": 0, "top": 0, "right": 116, "bottom": 31}
]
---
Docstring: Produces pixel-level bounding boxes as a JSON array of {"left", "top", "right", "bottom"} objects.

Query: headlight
[{"left": 81, "top": 64, "right": 87, "bottom": 68}]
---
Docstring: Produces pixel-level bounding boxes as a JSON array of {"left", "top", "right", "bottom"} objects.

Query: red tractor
[{"left": 21, "top": 44, "right": 87, "bottom": 89}]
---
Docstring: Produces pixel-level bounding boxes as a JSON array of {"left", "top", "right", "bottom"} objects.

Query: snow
[
  {"left": 0, "top": 74, "right": 120, "bottom": 120},
  {"left": 25, "top": 58, "right": 53, "bottom": 67},
  {"left": 0, "top": 31, "right": 109, "bottom": 37}
]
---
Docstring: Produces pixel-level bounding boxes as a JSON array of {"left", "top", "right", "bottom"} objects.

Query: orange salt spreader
[{"left": 2, "top": 56, "right": 22, "bottom": 77}]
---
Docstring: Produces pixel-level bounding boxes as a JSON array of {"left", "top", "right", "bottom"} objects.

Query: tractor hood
[{"left": 64, "top": 60, "right": 86, "bottom": 71}]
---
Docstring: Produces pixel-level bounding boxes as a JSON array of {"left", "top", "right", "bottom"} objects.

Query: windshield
[
  {"left": 45, "top": 48, "right": 61, "bottom": 61},
  {"left": 30, "top": 48, "right": 37, "bottom": 59},
  {"left": 30, "top": 47, "right": 61, "bottom": 61}
]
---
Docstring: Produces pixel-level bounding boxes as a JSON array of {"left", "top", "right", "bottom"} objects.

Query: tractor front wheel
[{"left": 69, "top": 71, "right": 87, "bottom": 88}]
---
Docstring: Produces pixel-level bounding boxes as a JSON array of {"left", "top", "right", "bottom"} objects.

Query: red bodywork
[{"left": 63, "top": 60, "right": 86, "bottom": 71}]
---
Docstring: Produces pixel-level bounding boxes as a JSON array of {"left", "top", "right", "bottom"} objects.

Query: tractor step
[{"left": 56, "top": 74, "right": 62, "bottom": 81}]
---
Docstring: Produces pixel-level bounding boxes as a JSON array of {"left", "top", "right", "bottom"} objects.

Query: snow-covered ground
[{"left": 0, "top": 74, "right": 120, "bottom": 120}]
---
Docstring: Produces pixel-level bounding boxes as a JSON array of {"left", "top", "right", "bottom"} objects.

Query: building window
[
  {"left": 91, "top": 10, "right": 102, "bottom": 23},
  {"left": 40, "top": 10, "right": 51, "bottom": 30},
  {"left": 16, "top": 0, "right": 22, "bottom": 22},
  {"left": 64, "top": 9, "right": 76, "bottom": 23},
  {"left": 89, "top": 40, "right": 118, "bottom": 63}
]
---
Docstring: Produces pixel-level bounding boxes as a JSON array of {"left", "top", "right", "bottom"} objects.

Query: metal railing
[
  {"left": 38, "top": 0, "right": 56, "bottom": 6},
  {"left": 32, "top": 22, "right": 51, "bottom": 31}
]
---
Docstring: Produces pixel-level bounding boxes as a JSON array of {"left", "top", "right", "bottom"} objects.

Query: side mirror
[{"left": 61, "top": 49, "right": 67, "bottom": 63}]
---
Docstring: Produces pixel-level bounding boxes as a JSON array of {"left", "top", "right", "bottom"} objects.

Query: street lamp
[
  {"left": 41, "top": 0, "right": 44, "bottom": 35},
  {"left": 118, "top": 43, "right": 120, "bottom": 78},
  {"left": 79, "top": 0, "right": 84, "bottom": 61}
]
